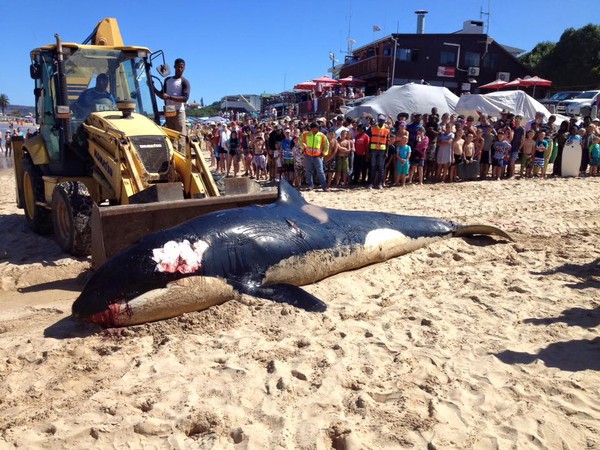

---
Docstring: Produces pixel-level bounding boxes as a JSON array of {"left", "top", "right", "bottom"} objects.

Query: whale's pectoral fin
[{"left": 228, "top": 280, "right": 327, "bottom": 312}]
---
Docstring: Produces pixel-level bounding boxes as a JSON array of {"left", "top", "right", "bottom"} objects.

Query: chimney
[
  {"left": 460, "top": 20, "right": 484, "bottom": 34},
  {"left": 415, "top": 10, "right": 428, "bottom": 34}
]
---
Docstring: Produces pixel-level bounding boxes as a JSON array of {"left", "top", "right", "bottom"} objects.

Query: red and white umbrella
[
  {"left": 479, "top": 79, "right": 508, "bottom": 90},
  {"left": 502, "top": 78, "right": 524, "bottom": 89},
  {"left": 338, "top": 76, "right": 365, "bottom": 85},
  {"left": 520, "top": 76, "right": 552, "bottom": 87},
  {"left": 313, "top": 75, "right": 339, "bottom": 84},
  {"left": 294, "top": 81, "right": 316, "bottom": 90},
  {"left": 520, "top": 76, "right": 552, "bottom": 96}
]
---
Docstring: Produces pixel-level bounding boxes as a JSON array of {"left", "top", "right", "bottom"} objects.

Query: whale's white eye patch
[
  {"left": 152, "top": 240, "right": 209, "bottom": 274},
  {"left": 364, "top": 229, "right": 406, "bottom": 248}
]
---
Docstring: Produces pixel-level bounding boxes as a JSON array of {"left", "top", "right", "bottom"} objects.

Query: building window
[
  {"left": 440, "top": 50, "right": 456, "bottom": 66},
  {"left": 398, "top": 48, "right": 411, "bottom": 61},
  {"left": 482, "top": 52, "right": 498, "bottom": 70},
  {"left": 465, "top": 51, "right": 480, "bottom": 67},
  {"left": 383, "top": 47, "right": 392, "bottom": 56},
  {"left": 398, "top": 48, "right": 419, "bottom": 62}
]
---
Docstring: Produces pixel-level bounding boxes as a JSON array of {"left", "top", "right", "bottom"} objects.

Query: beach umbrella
[
  {"left": 294, "top": 81, "right": 316, "bottom": 90},
  {"left": 338, "top": 76, "right": 365, "bottom": 85},
  {"left": 478, "top": 79, "right": 508, "bottom": 90},
  {"left": 520, "top": 76, "right": 552, "bottom": 87},
  {"left": 502, "top": 78, "right": 523, "bottom": 89},
  {"left": 520, "top": 76, "right": 552, "bottom": 96},
  {"left": 312, "top": 75, "right": 339, "bottom": 84}
]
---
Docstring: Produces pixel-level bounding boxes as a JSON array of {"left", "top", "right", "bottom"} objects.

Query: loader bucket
[{"left": 91, "top": 190, "right": 278, "bottom": 267}]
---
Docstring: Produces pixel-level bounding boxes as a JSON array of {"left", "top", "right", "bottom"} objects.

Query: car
[
  {"left": 538, "top": 91, "right": 582, "bottom": 113},
  {"left": 557, "top": 90, "right": 600, "bottom": 116}
]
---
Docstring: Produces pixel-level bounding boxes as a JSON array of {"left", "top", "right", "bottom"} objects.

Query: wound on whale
[{"left": 72, "top": 180, "right": 512, "bottom": 327}]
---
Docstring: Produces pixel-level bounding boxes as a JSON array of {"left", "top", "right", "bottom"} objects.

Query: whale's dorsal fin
[{"left": 277, "top": 179, "right": 308, "bottom": 206}]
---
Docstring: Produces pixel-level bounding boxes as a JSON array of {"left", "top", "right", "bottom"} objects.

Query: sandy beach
[{"left": 0, "top": 159, "right": 599, "bottom": 449}]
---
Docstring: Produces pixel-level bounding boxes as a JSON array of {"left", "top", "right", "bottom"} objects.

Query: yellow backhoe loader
[{"left": 14, "top": 18, "right": 275, "bottom": 266}]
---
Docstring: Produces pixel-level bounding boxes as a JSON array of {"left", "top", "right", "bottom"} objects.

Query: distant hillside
[{"left": 4, "top": 105, "right": 35, "bottom": 116}]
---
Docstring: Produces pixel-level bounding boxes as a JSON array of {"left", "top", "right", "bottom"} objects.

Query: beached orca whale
[{"left": 72, "top": 180, "right": 512, "bottom": 327}]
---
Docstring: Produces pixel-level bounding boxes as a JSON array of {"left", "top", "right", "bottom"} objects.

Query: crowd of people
[
  {"left": 197, "top": 109, "right": 600, "bottom": 191},
  {"left": 1, "top": 123, "right": 37, "bottom": 157}
]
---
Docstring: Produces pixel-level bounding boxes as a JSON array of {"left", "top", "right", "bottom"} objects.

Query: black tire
[
  {"left": 51, "top": 181, "right": 93, "bottom": 256},
  {"left": 21, "top": 154, "right": 52, "bottom": 234}
]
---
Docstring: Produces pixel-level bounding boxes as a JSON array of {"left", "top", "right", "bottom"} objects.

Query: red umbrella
[
  {"left": 520, "top": 76, "right": 552, "bottom": 87},
  {"left": 502, "top": 78, "right": 523, "bottom": 89},
  {"left": 338, "top": 76, "right": 365, "bottom": 85},
  {"left": 479, "top": 79, "right": 508, "bottom": 90},
  {"left": 294, "top": 81, "right": 316, "bottom": 90},
  {"left": 312, "top": 75, "right": 339, "bottom": 84},
  {"left": 520, "top": 76, "right": 552, "bottom": 96}
]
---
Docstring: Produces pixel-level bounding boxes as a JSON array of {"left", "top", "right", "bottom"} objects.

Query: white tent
[
  {"left": 455, "top": 90, "right": 568, "bottom": 124},
  {"left": 344, "top": 83, "right": 459, "bottom": 120}
]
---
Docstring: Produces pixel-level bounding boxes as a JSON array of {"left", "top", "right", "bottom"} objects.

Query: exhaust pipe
[{"left": 55, "top": 34, "right": 72, "bottom": 147}]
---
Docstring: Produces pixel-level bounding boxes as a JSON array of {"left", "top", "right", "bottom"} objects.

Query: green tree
[
  {"left": 188, "top": 101, "right": 221, "bottom": 118},
  {"left": 519, "top": 42, "right": 555, "bottom": 71},
  {"left": 0, "top": 94, "right": 9, "bottom": 116},
  {"left": 520, "top": 24, "right": 600, "bottom": 89}
]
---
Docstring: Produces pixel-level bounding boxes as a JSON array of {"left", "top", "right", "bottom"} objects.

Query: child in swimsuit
[
  {"left": 395, "top": 135, "right": 411, "bottom": 187},
  {"left": 589, "top": 135, "right": 600, "bottom": 176},
  {"left": 253, "top": 136, "right": 267, "bottom": 180},
  {"left": 292, "top": 135, "right": 305, "bottom": 188},
  {"left": 408, "top": 127, "right": 428, "bottom": 185},
  {"left": 435, "top": 123, "right": 454, "bottom": 182},
  {"left": 450, "top": 129, "right": 464, "bottom": 182},
  {"left": 492, "top": 130, "right": 511, "bottom": 180},
  {"left": 520, "top": 129, "right": 536, "bottom": 178},
  {"left": 533, "top": 131, "right": 548, "bottom": 178},
  {"left": 463, "top": 132, "right": 475, "bottom": 162}
]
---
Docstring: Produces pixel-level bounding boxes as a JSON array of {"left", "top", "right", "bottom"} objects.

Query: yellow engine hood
[{"left": 87, "top": 112, "right": 166, "bottom": 138}]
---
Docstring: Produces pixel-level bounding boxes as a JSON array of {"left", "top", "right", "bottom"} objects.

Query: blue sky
[{"left": 0, "top": 0, "right": 596, "bottom": 107}]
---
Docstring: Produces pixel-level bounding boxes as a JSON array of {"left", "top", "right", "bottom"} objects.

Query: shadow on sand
[
  {"left": 494, "top": 337, "right": 600, "bottom": 372},
  {"left": 523, "top": 306, "right": 600, "bottom": 329},
  {"left": 44, "top": 315, "right": 101, "bottom": 339},
  {"left": 532, "top": 257, "right": 600, "bottom": 290},
  {"left": 463, "top": 235, "right": 511, "bottom": 247},
  {"left": 0, "top": 213, "right": 89, "bottom": 267},
  {"left": 17, "top": 271, "right": 92, "bottom": 294},
  {"left": 495, "top": 306, "right": 600, "bottom": 372}
]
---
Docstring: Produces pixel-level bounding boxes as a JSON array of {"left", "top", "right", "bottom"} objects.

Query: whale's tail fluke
[{"left": 454, "top": 224, "right": 514, "bottom": 242}]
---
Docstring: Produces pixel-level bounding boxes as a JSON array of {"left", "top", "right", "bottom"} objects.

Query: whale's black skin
[{"left": 72, "top": 180, "right": 508, "bottom": 326}]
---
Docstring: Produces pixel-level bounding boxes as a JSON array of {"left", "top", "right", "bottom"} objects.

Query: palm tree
[{"left": 0, "top": 94, "right": 9, "bottom": 116}]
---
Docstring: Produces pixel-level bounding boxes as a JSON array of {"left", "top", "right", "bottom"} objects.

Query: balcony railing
[
  {"left": 297, "top": 96, "right": 346, "bottom": 117},
  {"left": 340, "top": 55, "right": 394, "bottom": 80}
]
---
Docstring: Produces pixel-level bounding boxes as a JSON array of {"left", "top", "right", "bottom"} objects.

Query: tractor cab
[{"left": 29, "top": 35, "right": 164, "bottom": 176}]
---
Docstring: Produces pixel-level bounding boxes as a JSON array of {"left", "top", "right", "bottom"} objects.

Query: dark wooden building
[{"left": 340, "top": 20, "right": 534, "bottom": 96}]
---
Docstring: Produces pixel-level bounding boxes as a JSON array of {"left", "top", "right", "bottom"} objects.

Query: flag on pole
[{"left": 372, "top": 25, "right": 381, "bottom": 32}]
